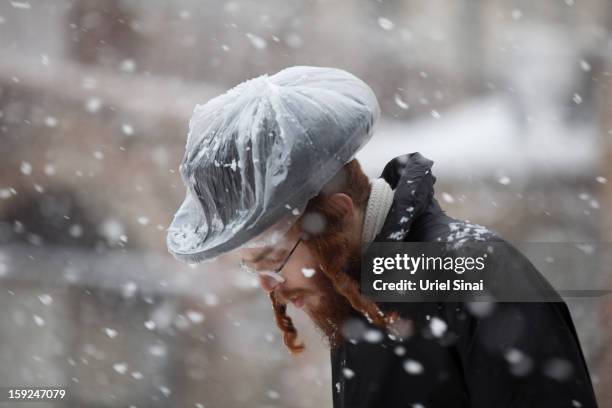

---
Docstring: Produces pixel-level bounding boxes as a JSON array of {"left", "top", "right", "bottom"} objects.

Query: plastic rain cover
[{"left": 166, "top": 65, "right": 381, "bottom": 263}]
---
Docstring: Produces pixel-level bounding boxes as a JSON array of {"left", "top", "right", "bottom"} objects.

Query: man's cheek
[
  {"left": 303, "top": 293, "right": 322, "bottom": 312},
  {"left": 287, "top": 264, "right": 317, "bottom": 285}
]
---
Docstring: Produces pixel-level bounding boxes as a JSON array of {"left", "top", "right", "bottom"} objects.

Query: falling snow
[
  {"left": 104, "top": 328, "right": 118, "bottom": 338},
  {"left": 121, "top": 124, "right": 135, "bottom": 136},
  {"left": 113, "top": 362, "right": 128, "bottom": 374},
  {"left": 11, "top": 1, "right": 31, "bottom": 10},
  {"left": 20, "top": 161, "right": 32, "bottom": 175},
  {"left": 33, "top": 315, "right": 45, "bottom": 327},
  {"left": 403, "top": 359, "right": 424, "bottom": 375},
  {"left": 342, "top": 367, "right": 355, "bottom": 379},
  {"left": 301, "top": 267, "right": 316, "bottom": 278},
  {"left": 246, "top": 33, "right": 267, "bottom": 50},
  {"left": 363, "top": 329, "right": 383, "bottom": 343},
  {"left": 377, "top": 17, "right": 394, "bottom": 30},
  {"left": 429, "top": 317, "right": 447, "bottom": 338},
  {"left": 38, "top": 294, "right": 53, "bottom": 306}
]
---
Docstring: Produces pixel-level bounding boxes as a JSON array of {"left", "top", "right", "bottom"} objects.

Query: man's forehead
[
  {"left": 238, "top": 244, "right": 288, "bottom": 263},
  {"left": 239, "top": 246, "right": 272, "bottom": 262},
  {"left": 237, "top": 227, "right": 299, "bottom": 261}
]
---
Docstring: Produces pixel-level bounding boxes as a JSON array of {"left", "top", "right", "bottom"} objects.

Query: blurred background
[{"left": 1, "top": 0, "right": 612, "bottom": 407}]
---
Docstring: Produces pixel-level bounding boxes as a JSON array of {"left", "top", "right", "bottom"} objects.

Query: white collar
[{"left": 361, "top": 177, "right": 394, "bottom": 251}]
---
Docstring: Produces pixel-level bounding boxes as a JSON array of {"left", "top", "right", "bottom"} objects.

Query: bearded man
[{"left": 167, "top": 66, "right": 598, "bottom": 407}]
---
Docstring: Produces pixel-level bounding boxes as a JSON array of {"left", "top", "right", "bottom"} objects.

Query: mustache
[{"left": 275, "top": 287, "right": 311, "bottom": 305}]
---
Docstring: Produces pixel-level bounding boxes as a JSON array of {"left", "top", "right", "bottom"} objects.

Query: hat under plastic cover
[{"left": 166, "top": 65, "right": 381, "bottom": 263}]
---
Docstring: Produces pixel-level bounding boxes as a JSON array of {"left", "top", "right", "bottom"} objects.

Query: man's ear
[{"left": 328, "top": 193, "right": 355, "bottom": 217}]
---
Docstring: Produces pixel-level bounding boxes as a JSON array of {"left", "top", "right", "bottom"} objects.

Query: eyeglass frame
[{"left": 239, "top": 236, "right": 303, "bottom": 281}]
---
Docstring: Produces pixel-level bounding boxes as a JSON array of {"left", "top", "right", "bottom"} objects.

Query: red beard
[
  {"left": 304, "top": 268, "right": 354, "bottom": 349},
  {"left": 297, "top": 230, "right": 362, "bottom": 350}
]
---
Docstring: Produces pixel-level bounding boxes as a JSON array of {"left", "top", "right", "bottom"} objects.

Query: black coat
[{"left": 330, "top": 152, "right": 598, "bottom": 408}]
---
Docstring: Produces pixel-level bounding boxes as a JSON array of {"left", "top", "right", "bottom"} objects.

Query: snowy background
[{"left": 1, "top": 0, "right": 612, "bottom": 407}]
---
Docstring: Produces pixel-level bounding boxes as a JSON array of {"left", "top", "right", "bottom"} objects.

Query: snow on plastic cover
[{"left": 166, "top": 65, "right": 381, "bottom": 263}]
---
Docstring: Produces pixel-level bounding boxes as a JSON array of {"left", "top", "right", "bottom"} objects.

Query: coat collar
[{"left": 373, "top": 152, "right": 437, "bottom": 242}]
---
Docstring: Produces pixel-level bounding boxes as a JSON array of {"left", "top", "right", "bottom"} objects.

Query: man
[{"left": 167, "top": 66, "right": 598, "bottom": 407}]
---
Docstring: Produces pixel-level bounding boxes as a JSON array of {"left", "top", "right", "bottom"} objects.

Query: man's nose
[{"left": 259, "top": 275, "right": 282, "bottom": 293}]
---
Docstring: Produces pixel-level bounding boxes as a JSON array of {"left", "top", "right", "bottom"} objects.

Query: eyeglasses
[{"left": 240, "top": 237, "right": 302, "bottom": 282}]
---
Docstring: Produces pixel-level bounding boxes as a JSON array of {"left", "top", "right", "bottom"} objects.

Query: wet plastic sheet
[{"left": 167, "top": 66, "right": 380, "bottom": 263}]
